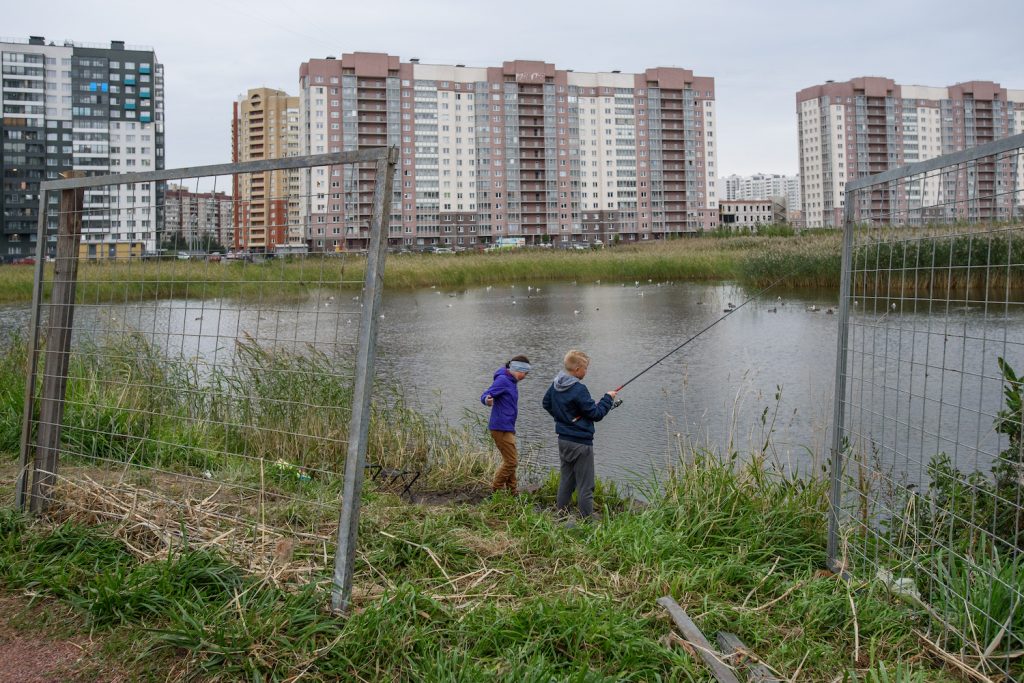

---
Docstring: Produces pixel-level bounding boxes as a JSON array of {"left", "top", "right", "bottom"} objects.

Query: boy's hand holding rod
[{"left": 571, "top": 387, "right": 622, "bottom": 423}]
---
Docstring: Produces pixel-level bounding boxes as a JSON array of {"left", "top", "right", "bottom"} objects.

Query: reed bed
[
  {"left": 0, "top": 332, "right": 495, "bottom": 497},
  {"left": 3, "top": 228, "right": 1023, "bottom": 304},
  {"left": 3, "top": 226, "right": 1024, "bottom": 305},
  {"left": 0, "top": 234, "right": 820, "bottom": 304}
]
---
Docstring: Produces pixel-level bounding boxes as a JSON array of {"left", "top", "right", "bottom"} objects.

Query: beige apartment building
[
  {"left": 231, "top": 87, "right": 301, "bottom": 252},
  {"left": 718, "top": 199, "right": 784, "bottom": 231}
]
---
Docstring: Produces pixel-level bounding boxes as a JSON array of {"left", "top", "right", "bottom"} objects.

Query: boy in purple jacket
[{"left": 481, "top": 354, "right": 531, "bottom": 494}]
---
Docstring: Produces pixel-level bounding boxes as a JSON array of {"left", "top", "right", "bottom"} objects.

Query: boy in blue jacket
[
  {"left": 542, "top": 349, "right": 618, "bottom": 519},
  {"left": 481, "top": 354, "right": 531, "bottom": 494}
]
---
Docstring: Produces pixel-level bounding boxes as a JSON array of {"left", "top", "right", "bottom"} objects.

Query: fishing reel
[{"left": 611, "top": 398, "right": 623, "bottom": 410}]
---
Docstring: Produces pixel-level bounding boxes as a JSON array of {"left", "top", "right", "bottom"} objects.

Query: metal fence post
[
  {"left": 332, "top": 146, "right": 397, "bottom": 612},
  {"left": 29, "top": 173, "right": 85, "bottom": 513},
  {"left": 827, "top": 194, "right": 856, "bottom": 571}
]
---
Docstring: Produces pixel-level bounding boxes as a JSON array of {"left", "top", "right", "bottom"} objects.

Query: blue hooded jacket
[
  {"left": 480, "top": 367, "right": 520, "bottom": 432},
  {"left": 542, "top": 371, "right": 614, "bottom": 445}
]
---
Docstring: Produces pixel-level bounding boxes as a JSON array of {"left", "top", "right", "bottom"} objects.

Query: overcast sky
[{"left": 6, "top": 0, "right": 1023, "bottom": 178}]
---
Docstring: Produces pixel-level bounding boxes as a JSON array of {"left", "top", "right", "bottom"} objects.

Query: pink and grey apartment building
[
  {"left": 164, "top": 184, "right": 233, "bottom": 250},
  {"left": 298, "top": 53, "right": 718, "bottom": 251},
  {"left": 797, "top": 77, "right": 1024, "bottom": 227}
]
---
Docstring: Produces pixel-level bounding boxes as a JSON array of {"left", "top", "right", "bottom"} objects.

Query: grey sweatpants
[{"left": 556, "top": 438, "right": 596, "bottom": 517}]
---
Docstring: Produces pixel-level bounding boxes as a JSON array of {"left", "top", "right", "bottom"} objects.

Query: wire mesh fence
[
  {"left": 13, "top": 148, "right": 398, "bottom": 610},
  {"left": 829, "top": 133, "right": 1024, "bottom": 680}
]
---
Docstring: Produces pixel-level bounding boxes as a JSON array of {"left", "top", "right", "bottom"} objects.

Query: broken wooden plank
[
  {"left": 657, "top": 596, "right": 740, "bottom": 683},
  {"left": 716, "top": 631, "right": 782, "bottom": 682}
]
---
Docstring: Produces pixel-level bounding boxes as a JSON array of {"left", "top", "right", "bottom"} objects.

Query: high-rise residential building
[
  {"left": 231, "top": 87, "right": 301, "bottom": 253},
  {"left": 298, "top": 54, "right": 718, "bottom": 251},
  {"left": 797, "top": 77, "right": 1024, "bottom": 227},
  {"left": 720, "top": 173, "right": 800, "bottom": 212},
  {"left": 164, "top": 184, "right": 233, "bottom": 249},
  {"left": 0, "top": 36, "right": 165, "bottom": 261}
]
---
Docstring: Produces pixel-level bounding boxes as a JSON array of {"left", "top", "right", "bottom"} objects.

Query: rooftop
[{"left": 0, "top": 36, "right": 155, "bottom": 52}]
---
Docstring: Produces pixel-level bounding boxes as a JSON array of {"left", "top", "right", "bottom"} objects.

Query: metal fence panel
[
  {"left": 831, "top": 133, "right": 1024, "bottom": 680},
  {"left": 15, "top": 148, "right": 397, "bottom": 611}
]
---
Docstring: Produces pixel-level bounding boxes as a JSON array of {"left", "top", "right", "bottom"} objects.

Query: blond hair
[{"left": 563, "top": 349, "right": 590, "bottom": 371}]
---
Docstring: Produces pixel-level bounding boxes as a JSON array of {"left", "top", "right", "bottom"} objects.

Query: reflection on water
[{"left": 3, "top": 279, "right": 1021, "bottom": 486}]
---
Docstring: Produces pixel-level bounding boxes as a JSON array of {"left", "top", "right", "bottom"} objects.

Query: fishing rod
[
  {"left": 569, "top": 272, "right": 794, "bottom": 423},
  {"left": 612, "top": 272, "right": 794, "bottom": 396}
]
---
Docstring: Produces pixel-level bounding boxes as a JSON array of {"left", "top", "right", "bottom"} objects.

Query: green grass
[
  {"left": 0, "top": 451, "right": 959, "bottom": 682},
  {"left": 0, "top": 234, "right": 830, "bottom": 304},
  {"left": 4, "top": 227, "right": 1022, "bottom": 305},
  {"left": 0, "top": 334, "right": 24, "bottom": 454}
]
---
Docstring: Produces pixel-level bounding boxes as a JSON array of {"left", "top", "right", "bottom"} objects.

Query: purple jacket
[{"left": 480, "top": 367, "right": 520, "bottom": 432}]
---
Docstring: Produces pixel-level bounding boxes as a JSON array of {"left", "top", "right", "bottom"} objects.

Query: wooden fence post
[{"left": 29, "top": 173, "right": 84, "bottom": 513}]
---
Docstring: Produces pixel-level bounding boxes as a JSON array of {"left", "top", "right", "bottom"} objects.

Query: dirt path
[{"left": 0, "top": 593, "right": 128, "bottom": 682}]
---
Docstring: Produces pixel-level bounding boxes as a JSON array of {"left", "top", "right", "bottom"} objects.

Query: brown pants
[{"left": 490, "top": 430, "right": 518, "bottom": 493}]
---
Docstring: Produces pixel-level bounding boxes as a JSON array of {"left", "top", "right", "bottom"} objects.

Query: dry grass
[{"left": 43, "top": 471, "right": 333, "bottom": 585}]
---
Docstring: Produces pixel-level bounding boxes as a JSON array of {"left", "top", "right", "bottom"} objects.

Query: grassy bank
[
  {"left": 3, "top": 227, "right": 1023, "bottom": 305},
  {"left": 0, "top": 233, "right": 838, "bottom": 305},
  {"left": 0, "top": 453, "right": 959, "bottom": 682}
]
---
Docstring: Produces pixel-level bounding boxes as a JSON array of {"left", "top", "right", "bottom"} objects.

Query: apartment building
[
  {"left": 231, "top": 87, "right": 301, "bottom": 253},
  {"left": 0, "top": 36, "right": 165, "bottom": 261},
  {"left": 164, "top": 184, "right": 233, "bottom": 249},
  {"left": 719, "top": 199, "right": 784, "bottom": 230},
  {"left": 298, "top": 54, "right": 718, "bottom": 251},
  {"left": 797, "top": 77, "right": 1024, "bottom": 227},
  {"left": 720, "top": 172, "right": 800, "bottom": 212}
]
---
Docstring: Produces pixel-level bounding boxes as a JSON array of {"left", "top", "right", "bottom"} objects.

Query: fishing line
[{"left": 613, "top": 272, "right": 795, "bottom": 395}]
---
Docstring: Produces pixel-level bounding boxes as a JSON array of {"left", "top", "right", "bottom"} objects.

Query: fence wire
[
  {"left": 831, "top": 135, "right": 1024, "bottom": 681},
  {"left": 15, "top": 149, "right": 399, "bottom": 609}
]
